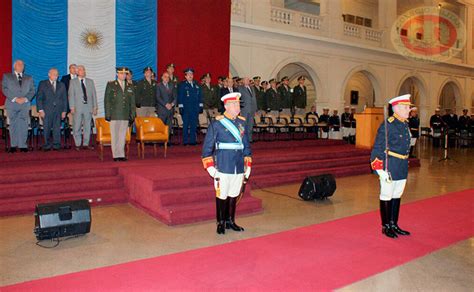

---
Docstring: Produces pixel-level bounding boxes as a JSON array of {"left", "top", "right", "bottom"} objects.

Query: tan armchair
[
  {"left": 135, "top": 117, "right": 169, "bottom": 158},
  {"left": 95, "top": 118, "right": 131, "bottom": 161}
]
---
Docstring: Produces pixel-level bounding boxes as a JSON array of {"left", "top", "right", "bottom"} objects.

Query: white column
[
  {"left": 378, "top": 0, "right": 397, "bottom": 50},
  {"left": 320, "top": 0, "right": 343, "bottom": 38}
]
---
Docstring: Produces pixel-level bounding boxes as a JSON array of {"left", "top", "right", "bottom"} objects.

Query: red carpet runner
[{"left": 3, "top": 189, "right": 472, "bottom": 291}]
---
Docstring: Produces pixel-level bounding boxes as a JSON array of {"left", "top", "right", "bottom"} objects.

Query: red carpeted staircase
[
  {"left": 0, "top": 164, "right": 128, "bottom": 216},
  {"left": 0, "top": 139, "right": 420, "bottom": 224}
]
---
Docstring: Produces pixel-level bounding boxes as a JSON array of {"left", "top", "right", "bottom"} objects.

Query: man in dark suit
[
  {"left": 1, "top": 59, "right": 35, "bottom": 153},
  {"left": 278, "top": 76, "right": 292, "bottom": 115},
  {"left": 37, "top": 68, "right": 67, "bottom": 151},
  {"left": 156, "top": 71, "right": 177, "bottom": 136},
  {"left": 219, "top": 77, "right": 236, "bottom": 113},
  {"left": 60, "top": 64, "right": 77, "bottom": 92},
  {"left": 238, "top": 77, "right": 257, "bottom": 142},
  {"left": 292, "top": 76, "right": 307, "bottom": 116}
]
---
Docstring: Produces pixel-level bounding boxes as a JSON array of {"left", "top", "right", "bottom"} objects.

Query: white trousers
[
  {"left": 110, "top": 120, "right": 128, "bottom": 158},
  {"left": 380, "top": 179, "right": 407, "bottom": 201},
  {"left": 214, "top": 172, "right": 244, "bottom": 200}
]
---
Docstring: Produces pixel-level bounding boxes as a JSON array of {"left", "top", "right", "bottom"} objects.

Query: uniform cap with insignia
[
  {"left": 261, "top": 81, "right": 268, "bottom": 85},
  {"left": 297, "top": 76, "right": 305, "bottom": 81},
  {"left": 183, "top": 67, "right": 194, "bottom": 74},
  {"left": 253, "top": 76, "right": 261, "bottom": 80},
  {"left": 269, "top": 78, "right": 276, "bottom": 83},
  {"left": 281, "top": 76, "right": 289, "bottom": 81},
  {"left": 166, "top": 63, "right": 175, "bottom": 69},
  {"left": 221, "top": 92, "right": 241, "bottom": 104},
  {"left": 218, "top": 76, "right": 226, "bottom": 81},
  {"left": 389, "top": 94, "right": 411, "bottom": 106},
  {"left": 143, "top": 66, "right": 154, "bottom": 73},
  {"left": 116, "top": 67, "right": 129, "bottom": 74}
]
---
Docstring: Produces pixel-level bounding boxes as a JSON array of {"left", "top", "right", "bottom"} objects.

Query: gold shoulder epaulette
[
  {"left": 238, "top": 116, "right": 246, "bottom": 121},
  {"left": 388, "top": 116, "right": 395, "bottom": 123},
  {"left": 215, "top": 115, "right": 224, "bottom": 120}
]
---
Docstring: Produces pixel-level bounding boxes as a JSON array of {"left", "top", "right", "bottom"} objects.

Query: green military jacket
[
  {"left": 136, "top": 78, "right": 157, "bottom": 107},
  {"left": 253, "top": 85, "right": 266, "bottom": 110},
  {"left": 201, "top": 83, "right": 219, "bottom": 109},
  {"left": 293, "top": 84, "right": 307, "bottom": 108},
  {"left": 278, "top": 85, "right": 292, "bottom": 108},
  {"left": 265, "top": 88, "right": 281, "bottom": 111},
  {"left": 104, "top": 80, "right": 136, "bottom": 121}
]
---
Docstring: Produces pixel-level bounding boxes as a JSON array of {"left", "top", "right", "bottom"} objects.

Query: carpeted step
[
  {"left": 0, "top": 167, "right": 119, "bottom": 184},
  {"left": 0, "top": 176, "right": 124, "bottom": 199},
  {"left": 163, "top": 196, "right": 263, "bottom": 225},
  {"left": 158, "top": 184, "right": 252, "bottom": 207},
  {"left": 251, "top": 163, "right": 371, "bottom": 189},
  {"left": 254, "top": 156, "right": 370, "bottom": 175},
  {"left": 0, "top": 189, "right": 128, "bottom": 217},
  {"left": 254, "top": 149, "right": 370, "bottom": 164}
]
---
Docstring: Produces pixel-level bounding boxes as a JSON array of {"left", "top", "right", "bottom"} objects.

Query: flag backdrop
[{"left": 0, "top": 0, "right": 231, "bottom": 115}]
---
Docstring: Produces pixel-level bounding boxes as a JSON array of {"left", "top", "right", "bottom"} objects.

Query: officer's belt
[
  {"left": 387, "top": 150, "right": 409, "bottom": 160},
  {"left": 215, "top": 142, "right": 244, "bottom": 150}
]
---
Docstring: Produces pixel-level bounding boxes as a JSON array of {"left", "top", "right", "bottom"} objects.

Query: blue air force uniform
[
  {"left": 201, "top": 92, "right": 252, "bottom": 235},
  {"left": 177, "top": 68, "right": 203, "bottom": 145},
  {"left": 370, "top": 94, "right": 412, "bottom": 239}
]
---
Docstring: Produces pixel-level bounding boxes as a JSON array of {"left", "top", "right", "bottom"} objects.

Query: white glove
[
  {"left": 207, "top": 166, "right": 217, "bottom": 178},
  {"left": 376, "top": 170, "right": 391, "bottom": 183},
  {"left": 244, "top": 167, "right": 251, "bottom": 179}
]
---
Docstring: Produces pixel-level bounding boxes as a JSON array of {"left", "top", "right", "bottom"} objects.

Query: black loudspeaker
[
  {"left": 298, "top": 174, "right": 336, "bottom": 201},
  {"left": 34, "top": 199, "right": 91, "bottom": 240}
]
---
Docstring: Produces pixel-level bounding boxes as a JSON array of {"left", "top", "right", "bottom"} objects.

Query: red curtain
[
  {"left": 0, "top": 0, "right": 12, "bottom": 105},
  {"left": 157, "top": 0, "right": 231, "bottom": 83}
]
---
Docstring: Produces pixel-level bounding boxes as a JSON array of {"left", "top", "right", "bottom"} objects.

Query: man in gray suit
[
  {"left": 156, "top": 72, "right": 177, "bottom": 139},
  {"left": 1, "top": 59, "right": 35, "bottom": 153},
  {"left": 68, "top": 65, "right": 97, "bottom": 150},
  {"left": 238, "top": 77, "right": 257, "bottom": 142},
  {"left": 37, "top": 68, "right": 68, "bottom": 151}
]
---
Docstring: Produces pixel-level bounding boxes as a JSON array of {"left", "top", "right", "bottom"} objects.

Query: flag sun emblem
[{"left": 80, "top": 28, "right": 103, "bottom": 50}]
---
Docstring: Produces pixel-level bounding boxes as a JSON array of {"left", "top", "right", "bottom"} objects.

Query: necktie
[
  {"left": 229, "top": 87, "right": 233, "bottom": 93},
  {"left": 17, "top": 73, "right": 22, "bottom": 87},
  {"left": 52, "top": 81, "right": 56, "bottom": 93},
  {"left": 247, "top": 86, "right": 252, "bottom": 95},
  {"left": 81, "top": 79, "right": 88, "bottom": 103}
]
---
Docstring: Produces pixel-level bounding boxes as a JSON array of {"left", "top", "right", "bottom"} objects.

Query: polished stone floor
[{"left": 1, "top": 140, "right": 473, "bottom": 290}]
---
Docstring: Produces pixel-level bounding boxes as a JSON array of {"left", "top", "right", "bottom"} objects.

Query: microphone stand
[{"left": 439, "top": 126, "right": 457, "bottom": 162}]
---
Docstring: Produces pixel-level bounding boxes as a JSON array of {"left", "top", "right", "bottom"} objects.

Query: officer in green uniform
[
  {"left": 166, "top": 63, "right": 179, "bottom": 89},
  {"left": 135, "top": 66, "right": 157, "bottom": 117},
  {"left": 278, "top": 76, "right": 292, "bottom": 115},
  {"left": 265, "top": 78, "right": 281, "bottom": 116},
  {"left": 201, "top": 73, "right": 219, "bottom": 117},
  {"left": 104, "top": 67, "right": 136, "bottom": 161}
]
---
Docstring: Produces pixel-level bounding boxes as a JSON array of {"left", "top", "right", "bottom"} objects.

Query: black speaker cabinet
[
  {"left": 298, "top": 174, "right": 336, "bottom": 201},
  {"left": 34, "top": 199, "right": 91, "bottom": 240}
]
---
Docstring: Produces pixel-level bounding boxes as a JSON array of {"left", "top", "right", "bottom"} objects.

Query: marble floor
[{"left": 1, "top": 140, "right": 473, "bottom": 290}]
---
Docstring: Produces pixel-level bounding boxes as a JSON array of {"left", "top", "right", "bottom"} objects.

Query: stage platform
[{"left": 0, "top": 139, "right": 420, "bottom": 225}]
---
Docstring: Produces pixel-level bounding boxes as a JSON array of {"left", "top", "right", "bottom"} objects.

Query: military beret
[
  {"left": 167, "top": 63, "right": 175, "bottom": 68},
  {"left": 281, "top": 76, "right": 289, "bottom": 81},
  {"left": 184, "top": 68, "right": 194, "bottom": 74},
  {"left": 253, "top": 76, "right": 261, "bottom": 80},
  {"left": 143, "top": 66, "right": 154, "bottom": 73},
  {"left": 297, "top": 76, "right": 305, "bottom": 81},
  {"left": 116, "top": 67, "right": 129, "bottom": 74}
]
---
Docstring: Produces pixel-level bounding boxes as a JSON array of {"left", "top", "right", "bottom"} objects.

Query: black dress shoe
[
  {"left": 113, "top": 158, "right": 120, "bottom": 162},
  {"left": 53, "top": 147, "right": 61, "bottom": 151},
  {"left": 8, "top": 147, "right": 17, "bottom": 153},
  {"left": 382, "top": 224, "right": 398, "bottom": 238},
  {"left": 119, "top": 157, "right": 128, "bottom": 161},
  {"left": 42, "top": 147, "right": 51, "bottom": 152},
  {"left": 19, "top": 148, "right": 28, "bottom": 153},
  {"left": 216, "top": 222, "right": 226, "bottom": 235},
  {"left": 75, "top": 147, "right": 81, "bottom": 151}
]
